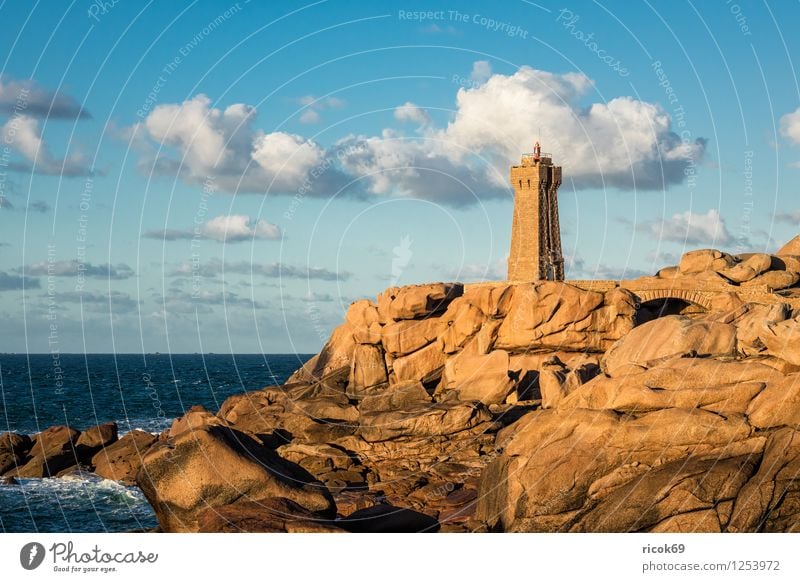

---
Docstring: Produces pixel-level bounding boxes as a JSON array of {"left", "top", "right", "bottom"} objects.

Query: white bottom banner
[{"left": 1, "top": 533, "right": 797, "bottom": 581}]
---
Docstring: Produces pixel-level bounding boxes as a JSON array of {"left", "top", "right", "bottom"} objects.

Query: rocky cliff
[{"left": 4, "top": 238, "right": 800, "bottom": 532}]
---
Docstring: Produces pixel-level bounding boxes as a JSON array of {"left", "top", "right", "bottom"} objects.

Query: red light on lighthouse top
[{"left": 533, "top": 141, "right": 541, "bottom": 161}]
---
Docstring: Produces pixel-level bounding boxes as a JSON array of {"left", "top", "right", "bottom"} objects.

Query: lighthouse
[{"left": 507, "top": 142, "right": 564, "bottom": 281}]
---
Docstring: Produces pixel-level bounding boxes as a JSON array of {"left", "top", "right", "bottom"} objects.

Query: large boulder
[
  {"left": 495, "top": 283, "right": 636, "bottom": 352},
  {"left": 475, "top": 407, "right": 758, "bottom": 532},
  {"left": 348, "top": 344, "right": 388, "bottom": 396},
  {"left": 0, "top": 432, "right": 32, "bottom": 475},
  {"left": 75, "top": 423, "right": 118, "bottom": 459},
  {"left": 92, "top": 430, "right": 157, "bottom": 483},
  {"left": 136, "top": 424, "right": 335, "bottom": 532},
  {"left": 358, "top": 401, "right": 492, "bottom": 442},
  {"left": 679, "top": 249, "right": 735, "bottom": 274},
  {"left": 377, "top": 283, "right": 463, "bottom": 322},
  {"left": 14, "top": 426, "right": 80, "bottom": 478},
  {"left": 778, "top": 235, "right": 800, "bottom": 256},
  {"left": 443, "top": 350, "right": 514, "bottom": 405},
  {"left": 721, "top": 253, "right": 772, "bottom": 283},
  {"left": 602, "top": 315, "right": 737, "bottom": 376},
  {"left": 391, "top": 341, "right": 446, "bottom": 384},
  {"left": 197, "top": 497, "right": 344, "bottom": 533},
  {"left": 381, "top": 318, "right": 444, "bottom": 357}
]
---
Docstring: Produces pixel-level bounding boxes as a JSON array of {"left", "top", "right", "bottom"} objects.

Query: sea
[{"left": 0, "top": 353, "right": 312, "bottom": 533}]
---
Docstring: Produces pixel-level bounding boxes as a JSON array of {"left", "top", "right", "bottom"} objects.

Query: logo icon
[
  {"left": 19, "top": 542, "right": 45, "bottom": 570},
  {"left": 390, "top": 235, "right": 413, "bottom": 286}
]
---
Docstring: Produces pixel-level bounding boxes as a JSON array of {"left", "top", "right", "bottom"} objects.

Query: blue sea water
[{"left": 0, "top": 353, "right": 311, "bottom": 533}]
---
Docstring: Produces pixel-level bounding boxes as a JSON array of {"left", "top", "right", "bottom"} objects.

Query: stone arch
[
  {"left": 633, "top": 288, "right": 713, "bottom": 310},
  {"left": 633, "top": 289, "right": 712, "bottom": 323}
]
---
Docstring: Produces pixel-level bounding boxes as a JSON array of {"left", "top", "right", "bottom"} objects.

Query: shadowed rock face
[{"left": 9, "top": 241, "right": 800, "bottom": 533}]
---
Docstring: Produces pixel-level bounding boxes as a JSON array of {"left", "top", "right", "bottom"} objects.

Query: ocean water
[{"left": 0, "top": 353, "right": 311, "bottom": 533}]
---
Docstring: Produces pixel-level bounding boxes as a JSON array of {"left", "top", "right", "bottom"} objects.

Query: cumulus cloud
[
  {"left": 18, "top": 260, "right": 135, "bottom": 279},
  {"left": 780, "top": 107, "right": 800, "bottom": 145},
  {"left": 132, "top": 94, "right": 346, "bottom": 193},
  {"left": 27, "top": 201, "right": 51, "bottom": 213},
  {"left": 337, "top": 66, "right": 704, "bottom": 202},
  {"left": 0, "top": 271, "right": 39, "bottom": 290},
  {"left": 2, "top": 115, "right": 92, "bottom": 176},
  {"left": 169, "top": 257, "right": 349, "bottom": 281},
  {"left": 144, "top": 214, "right": 281, "bottom": 243},
  {"left": 638, "top": 209, "right": 733, "bottom": 246},
  {"left": 394, "top": 102, "right": 431, "bottom": 126},
  {"left": 0, "top": 75, "right": 90, "bottom": 119},
  {"left": 127, "top": 66, "right": 704, "bottom": 203}
]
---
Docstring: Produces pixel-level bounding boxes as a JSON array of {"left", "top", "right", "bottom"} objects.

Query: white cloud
[
  {"left": 1, "top": 115, "right": 92, "bottom": 176},
  {"left": 780, "top": 107, "right": 800, "bottom": 145},
  {"left": 638, "top": 209, "right": 733, "bottom": 246},
  {"left": 299, "top": 109, "right": 320, "bottom": 124},
  {"left": 137, "top": 94, "right": 337, "bottom": 193},
  {"left": 394, "top": 102, "right": 431, "bottom": 126},
  {"left": 470, "top": 60, "right": 492, "bottom": 84},
  {"left": 144, "top": 214, "right": 281, "bottom": 242},
  {"left": 336, "top": 66, "right": 705, "bottom": 203},
  {"left": 202, "top": 214, "right": 281, "bottom": 242},
  {"left": 126, "top": 66, "right": 705, "bottom": 204}
]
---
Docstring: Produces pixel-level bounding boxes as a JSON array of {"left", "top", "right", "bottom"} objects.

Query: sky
[{"left": 0, "top": 0, "right": 798, "bottom": 353}]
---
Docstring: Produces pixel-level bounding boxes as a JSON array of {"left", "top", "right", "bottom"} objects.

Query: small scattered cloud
[
  {"left": 394, "top": 102, "right": 431, "bottom": 126},
  {"left": 169, "top": 257, "right": 350, "bottom": 281},
  {"left": 776, "top": 210, "right": 800, "bottom": 224},
  {"left": 470, "top": 60, "right": 492, "bottom": 84},
  {"left": 637, "top": 209, "right": 733, "bottom": 246},
  {"left": 27, "top": 200, "right": 51, "bottom": 213},
  {"left": 1, "top": 115, "right": 93, "bottom": 176},
  {"left": 300, "top": 291, "right": 335, "bottom": 302},
  {"left": 0, "top": 271, "right": 40, "bottom": 290},
  {"left": 295, "top": 95, "right": 345, "bottom": 125},
  {"left": 780, "top": 107, "right": 800, "bottom": 145},
  {"left": 0, "top": 196, "right": 13, "bottom": 209},
  {"left": 419, "top": 23, "right": 460, "bottom": 35},
  {"left": 17, "top": 260, "right": 135, "bottom": 279},
  {"left": 144, "top": 214, "right": 281, "bottom": 243},
  {"left": 51, "top": 290, "right": 140, "bottom": 311},
  {"left": 0, "top": 75, "right": 90, "bottom": 119},
  {"left": 565, "top": 253, "right": 650, "bottom": 280}
]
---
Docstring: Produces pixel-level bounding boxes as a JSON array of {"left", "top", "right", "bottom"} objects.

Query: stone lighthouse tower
[{"left": 507, "top": 142, "right": 564, "bottom": 281}]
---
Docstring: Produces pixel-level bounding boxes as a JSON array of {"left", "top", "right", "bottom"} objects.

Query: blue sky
[{"left": 0, "top": 0, "right": 798, "bottom": 353}]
